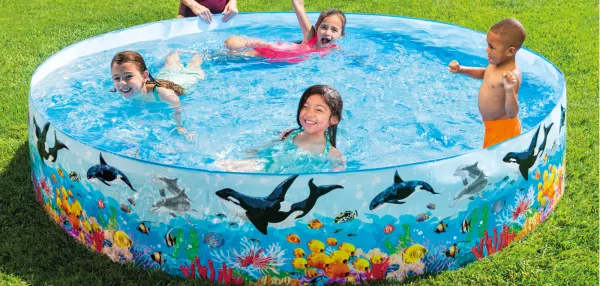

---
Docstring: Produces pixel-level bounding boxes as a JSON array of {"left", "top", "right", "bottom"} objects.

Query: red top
[
  {"left": 178, "top": 0, "right": 227, "bottom": 16},
  {"left": 253, "top": 36, "right": 338, "bottom": 63}
]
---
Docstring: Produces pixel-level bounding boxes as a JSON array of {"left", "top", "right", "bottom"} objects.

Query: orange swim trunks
[{"left": 483, "top": 116, "right": 522, "bottom": 148}]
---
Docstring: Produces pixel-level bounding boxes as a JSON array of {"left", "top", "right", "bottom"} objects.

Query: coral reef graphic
[
  {"left": 28, "top": 108, "right": 567, "bottom": 284},
  {"left": 210, "top": 237, "right": 287, "bottom": 278}
]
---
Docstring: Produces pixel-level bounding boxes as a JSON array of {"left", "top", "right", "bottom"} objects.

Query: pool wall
[{"left": 29, "top": 14, "right": 566, "bottom": 284}]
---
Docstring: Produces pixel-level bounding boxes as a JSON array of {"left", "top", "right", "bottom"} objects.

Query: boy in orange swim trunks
[{"left": 449, "top": 18, "right": 526, "bottom": 148}]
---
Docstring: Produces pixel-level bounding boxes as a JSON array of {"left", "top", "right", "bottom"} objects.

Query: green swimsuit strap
[
  {"left": 323, "top": 129, "right": 331, "bottom": 155},
  {"left": 152, "top": 85, "right": 161, "bottom": 102},
  {"left": 288, "top": 128, "right": 331, "bottom": 155},
  {"left": 286, "top": 128, "right": 303, "bottom": 141}
]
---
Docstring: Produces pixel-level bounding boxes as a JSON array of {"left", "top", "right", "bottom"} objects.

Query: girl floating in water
[
  {"left": 110, "top": 50, "right": 204, "bottom": 142},
  {"left": 215, "top": 84, "right": 346, "bottom": 173},
  {"left": 224, "top": 0, "right": 346, "bottom": 62}
]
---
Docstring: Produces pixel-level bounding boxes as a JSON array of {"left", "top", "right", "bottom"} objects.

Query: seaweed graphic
[
  {"left": 384, "top": 237, "right": 398, "bottom": 254},
  {"left": 384, "top": 224, "right": 412, "bottom": 254},
  {"left": 466, "top": 209, "right": 478, "bottom": 241},
  {"left": 233, "top": 269, "right": 256, "bottom": 285},
  {"left": 398, "top": 224, "right": 411, "bottom": 249},
  {"left": 478, "top": 204, "right": 489, "bottom": 238},
  {"left": 185, "top": 228, "right": 201, "bottom": 261},
  {"left": 97, "top": 212, "right": 108, "bottom": 228},
  {"left": 171, "top": 228, "right": 185, "bottom": 258},
  {"left": 108, "top": 206, "right": 118, "bottom": 230}
]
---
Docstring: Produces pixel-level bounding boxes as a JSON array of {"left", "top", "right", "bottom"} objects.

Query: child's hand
[
  {"left": 175, "top": 126, "right": 197, "bottom": 143},
  {"left": 185, "top": 132, "right": 197, "bottom": 143},
  {"left": 502, "top": 71, "right": 518, "bottom": 90},
  {"left": 176, "top": 126, "right": 187, "bottom": 134},
  {"left": 448, "top": 60, "right": 461, "bottom": 73}
]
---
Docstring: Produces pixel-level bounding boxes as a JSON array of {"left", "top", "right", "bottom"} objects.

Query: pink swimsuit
[{"left": 253, "top": 36, "right": 337, "bottom": 63}]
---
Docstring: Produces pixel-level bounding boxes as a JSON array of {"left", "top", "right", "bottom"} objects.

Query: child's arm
[
  {"left": 502, "top": 70, "right": 520, "bottom": 118},
  {"left": 245, "top": 129, "right": 294, "bottom": 155},
  {"left": 157, "top": 88, "right": 196, "bottom": 142},
  {"left": 329, "top": 148, "right": 346, "bottom": 171},
  {"left": 291, "top": 0, "right": 313, "bottom": 42},
  {"left": 157, "top": 88, "right": 182, "bottom": 125},
  {"left": 449, "top": 60, "right": 486, "bottom": 79}
]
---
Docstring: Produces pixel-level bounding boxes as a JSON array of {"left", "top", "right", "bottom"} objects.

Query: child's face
[
  {"left": 485, "top": 31, "right": 515, "bottom": 65},
  {"left": 299, "top": 94, "right": 339, "bottom": 135},
  {"left": 315, "top": 15, "right": 344, "bottom": 48},
  {"left": 111, "top": 63, "right": 148, "bottom": 98}
]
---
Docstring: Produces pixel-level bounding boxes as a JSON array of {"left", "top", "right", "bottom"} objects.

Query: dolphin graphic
[
  {"left": 155, "top": 177, "right": 187, "bottom": 198},
  {"left": 33, "top": 117, "right": 69, "bottom": 165},
  {"left": 151, "top": 188, "right": 196, "bottom": 221},
  {"left": 453, "top": 162, "right": 484, "bottom": 186},
  {"left": 450, "top": 171, "right": 488, "bottom": 207},
  {"left": 369, "top": 170, "right": 438, "bottom": 210}
]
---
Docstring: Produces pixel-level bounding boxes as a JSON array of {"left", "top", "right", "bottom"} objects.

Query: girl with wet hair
[
  {"left": 110, "top": 50, "right": 205, "bottom": 142},
  {"left": 215, "top": 84, "right": 346, "bottom": 173},
  {"left": 223, "top": 0, "right": 346, "bottom": 62}
]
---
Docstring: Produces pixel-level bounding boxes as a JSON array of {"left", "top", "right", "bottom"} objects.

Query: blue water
[{"left": 31, "top": 21, "right": 563, "bottom": 173}]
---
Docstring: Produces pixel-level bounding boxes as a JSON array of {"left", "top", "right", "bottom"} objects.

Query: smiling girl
[{"left": 223, "top": 0, "right": 346, "bottom": 62}]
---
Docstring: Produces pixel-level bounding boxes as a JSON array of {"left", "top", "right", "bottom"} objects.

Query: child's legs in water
[
  {"left": 185, "top": 52, "right": 205, "bottom": 80},
  {"left": 164, "top": 52, "right": 184, "bottom": 69},
  {"left": 224, "top": 36, "right": 265, "bottom": 51}
]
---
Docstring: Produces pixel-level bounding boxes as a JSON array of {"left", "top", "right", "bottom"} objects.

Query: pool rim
[{"left": 28, "top": 12, "right": 567, "bottom": 176}]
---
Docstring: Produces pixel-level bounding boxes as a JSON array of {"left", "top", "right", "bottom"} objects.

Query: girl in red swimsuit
[{"left": 224, "top": 0, "right": 346, "bottom": 63}]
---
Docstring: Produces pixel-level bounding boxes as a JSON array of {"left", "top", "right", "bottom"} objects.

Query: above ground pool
[{"left": 29, "top": 13, "right": 566, "bottom": 284}]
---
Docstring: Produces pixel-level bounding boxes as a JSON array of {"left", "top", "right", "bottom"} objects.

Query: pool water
[{"left": 31, "top": 19, "right": 563, "bottom": 173}]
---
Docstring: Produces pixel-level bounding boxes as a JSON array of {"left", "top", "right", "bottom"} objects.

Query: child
[
  {"left": 110, "top": 50, "right": 205, "bottom": 142},
  {"left": 214, "top": 84, "right": 346, "bottom": 173},
  {"left": 223, "top": 0, "right": 346, "bottom": 62},
  {"left": 448, "top": 18, "right": 526, "bottom": 148}
]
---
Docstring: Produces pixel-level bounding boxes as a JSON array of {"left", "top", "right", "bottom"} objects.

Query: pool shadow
[{"left": 0, "top": 141, "right": 214, "bottom": 285}]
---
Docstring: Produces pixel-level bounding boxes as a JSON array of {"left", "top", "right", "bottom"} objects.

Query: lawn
[{"left": 0, "top": 0, "right": 597, "bottom": 285}]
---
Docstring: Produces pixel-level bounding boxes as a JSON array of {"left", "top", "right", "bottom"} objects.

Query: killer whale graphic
[
  {"left": 369, "top": 170, "right": 438, "bottom": 210},
  {"left": 502, "top": 123, "right": 552, "bottom": 180},
  {"left": 215, "top": 175, "right": 342, "bottom": 235},
  {"left": 87, "top": 153, "right": 136, "bottom": 192},
  {"left": 33, "top": 117, "right": 69, "bottom": 165},
  {"left": 536, "top": 122, "right": 554, "bottom": 159},
  {"left": 559, "top": 105, "right": 565, "bottom": 133},
  {"left": 289, "top": 179, "right": 343, "bottom": 219}
]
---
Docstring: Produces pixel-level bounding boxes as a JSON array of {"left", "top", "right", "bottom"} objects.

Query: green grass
[{"left": 0, "top": 0, "right": 597, "bottom": 285}]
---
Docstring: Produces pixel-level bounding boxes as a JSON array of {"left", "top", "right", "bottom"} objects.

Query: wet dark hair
[
  {"left": 110, "top": 51, "right": 185, "bottom": 96},
  {"left": 284, "top": 85, "right": 343, "bottom": 147},
  {"left": 490, "top": 18, "right": 526, "bottom": 50},
  {"left": 315, "top": 9, "right": 347, "bottom": 36}
]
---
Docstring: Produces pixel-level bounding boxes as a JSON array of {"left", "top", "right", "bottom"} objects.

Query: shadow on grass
[{"left": 0, "top": 142, "right": 219, "bottom": 285}]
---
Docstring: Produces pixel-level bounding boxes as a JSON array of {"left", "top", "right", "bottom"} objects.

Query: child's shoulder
[{"left": 328, "top": 146, "right": 343, "bottom": 157}]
